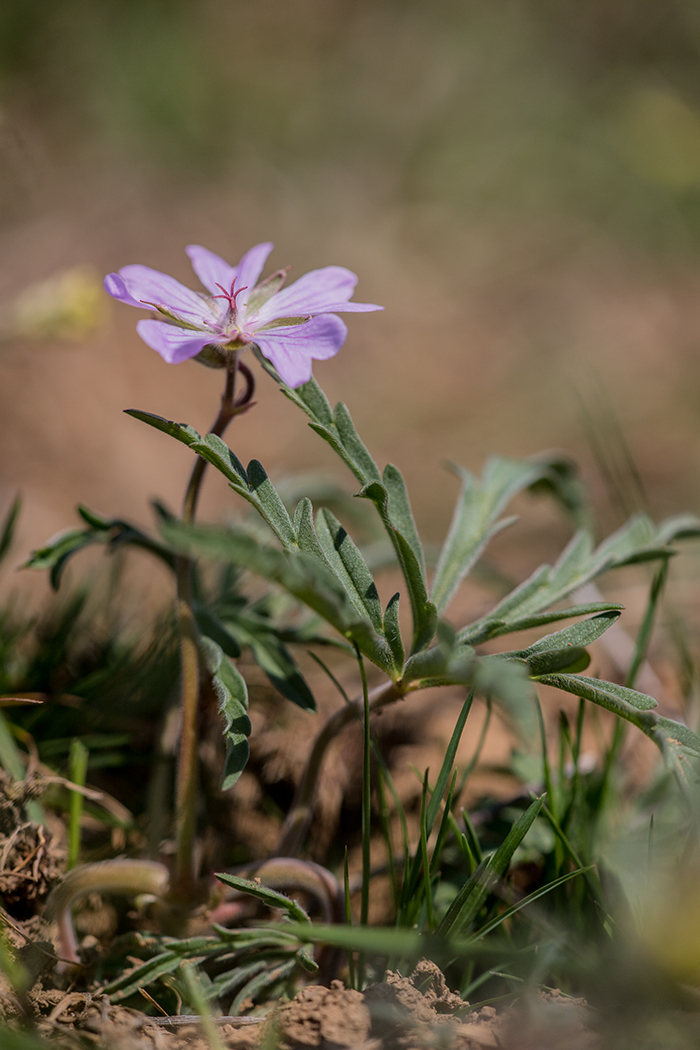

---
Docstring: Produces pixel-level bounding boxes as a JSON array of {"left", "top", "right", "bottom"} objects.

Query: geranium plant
[{"left": 29, "top": 240, "right": 700, "bottom": 1010}]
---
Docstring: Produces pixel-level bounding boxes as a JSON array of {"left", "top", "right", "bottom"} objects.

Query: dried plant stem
[
  {"left": 173, "top": 356, "right": 255, "bottom": 902},
  {"left": 45, "top": 859, "right": 170, "bottom": 968},
  {"left": 275, "top": 678, "right": 403, "bottom": 857}
]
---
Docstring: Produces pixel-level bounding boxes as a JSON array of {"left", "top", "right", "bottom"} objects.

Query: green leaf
[
  {"left": 190, "top": 433, "right": 249, "bottom": 487},
  {"left": 523, "top": 646, "right": 591, "bottom": 676},
  {"left": 200, "top": 638, "right": 251, "bottom": 791},
  {"left": 333, "top": 402, "right": 381, "bottom": 483},
  {"left": 157, "top": 431, "right": 298, "bottom": 551},
  {"left": 165, "top": 522, "right": 394, "bottom": 674},
  {"left": 437, "top": 795, "right": 545, "bottom": 936},
  {"left": 402, "top": 641, "right": 534, "bottom": 738},
  {"left": 193, "top": 604, "right": 242, "bottom": 659},
  {"left": 24, "top": 528, "right": 103, "bottom": 589},
  {"left": 228, "top": 616, "right": 316, "bottom": 711},
  {"left": 535, "top": 672, "right": 700, "bottom": 791},
  {"left": 188, "top": 435, "right": 296, "bottom": 546},
  {"left": 461, "top": 511, "right": 699, "bottom": 643},
  {"left": 359, "top": 480, "right": 437, "bottom": 653},
  {"left": 503, "top": 610, "right": 621, "bottom": 660},
  {"left": 316, "top": 508, "right": 383, "bottom": 631},
  {"left": 657, "top": 513, "right": 700, "bottom": 544},
  {"left": 533, "top": 672, "right": 658, "bottom": 712},
  {"left": 653, "top": 717, "right": 700, "bottom": 790},
  {"left": 278, "top": 374, "right": 335, "bottom": 429},
  {"left": 432, "top": 456, "right": 557, "bottom": 614},
  {"left": 281, "top": 393, "right": 380, "bottom": 486},
  {"left": 384, "top": 592, "right": 405, "bottom": 673},
  {"left": 215, "top": 872, "right": 312, "bottom": 924},
  {"left": 24, "top": 505, "right": 175, "bottom": 589},
  {"left": 124, "top": 409, "right": 201, "bottom": 446},
  {"left": 272, "top": 373, "right": 433, "bottom": 652},
  {"left": 211, "top": 956, "right": 278, "bottom": 1000},
  {"left": 294, "top": 497, "right": 326, "bottom": 559},
  {"left": 245, "top": 459, "right": 297, "bottom": 550},
  {"left": 462, "top": 602, "right": 624, "bottom": 645},
  {"left": 103, "top": 950, "right": 183, "bottom": 1000},
  {"left": 525, "top": 452, "right": 591, "bottom": 525},
  {"left": 230, "top": 958, "right": 298, "bottom": 1014},
  {"left": 383, "top": 464, "right": 425, "bottom": 573}
]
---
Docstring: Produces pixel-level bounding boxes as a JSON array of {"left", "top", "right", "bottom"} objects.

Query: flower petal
[
  {"left": 136, "top": 319, "right": 216, "bottom": 364},
  {"left": 110, "top": 264, "right": 214, "bottom": 325},
  {"left": 235, "top": 242, "right": 274, "bottom": 311},
  {"left": 254, "top": 266, "right": 380, "bottom": 324},
  {"left": 104, "top": 272, "right": 144, "bottom": 308},
  {"left": 185, "top": 245, "right": 236, "bottom": 296},
  {"left": 254, "top": 314, "right": 347, "bottom": 387}
]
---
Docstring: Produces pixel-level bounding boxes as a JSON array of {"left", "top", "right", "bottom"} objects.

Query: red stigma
[{"left": 213, "top": 277, "right": 248, "bottom": 314}]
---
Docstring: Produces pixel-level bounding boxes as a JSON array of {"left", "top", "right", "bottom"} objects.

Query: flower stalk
[{"left": 173, "top": 354, "right": 254, "bottom": 903}]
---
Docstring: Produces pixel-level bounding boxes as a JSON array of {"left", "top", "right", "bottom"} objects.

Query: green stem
[
  {"left": 67, "top": 739, "right": 89, "bottom": 870},
  {"left": 173, "top": 357, "right": 239, "bottom": 903}
]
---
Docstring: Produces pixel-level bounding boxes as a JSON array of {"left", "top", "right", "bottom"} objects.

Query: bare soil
[{"left": 1, "top": 960, "right": 595, "bottom": 1050}]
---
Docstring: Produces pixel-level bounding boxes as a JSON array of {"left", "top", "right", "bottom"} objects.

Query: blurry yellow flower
[
  {"left": 614, "top": 86, "right": 700, "bottom": 191},
  {"left": 4, "top": 266, "right": 107, "bottom": 343}
]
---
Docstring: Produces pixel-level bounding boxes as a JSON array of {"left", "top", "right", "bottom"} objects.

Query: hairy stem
[
  {"left": 174, "top": 356, "right": 255, "bottom": 902},
  {"left": 45, "top": 859, "right": 169, "bottom": 969},
  {"left": 275, "top": 678, "right": 403, "bottom": 857},
  {"left": 357, "top": 649, "right": 371, "bottom": 988}
]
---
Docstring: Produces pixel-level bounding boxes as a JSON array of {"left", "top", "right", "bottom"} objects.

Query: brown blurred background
[{"left": 2, "top": 0, "right": 700, "bottom": 581}]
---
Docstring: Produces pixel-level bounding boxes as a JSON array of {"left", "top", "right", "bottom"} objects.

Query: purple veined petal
[
  {"left": 185, "top": 245, "right": 236, "bottom": 296},
  {"left": 136, "top": 319, "right": 217, "bottom": 365},
  {"left": 104, "top": 272, "right": 144, "bottom": 309},
  {"left": 234, "top": 242, "right": 274, "bottom": 312},
  {"left": 253, "top": 314, "right": 348, "bottom": 388},
  {"left": 116, "top": 265, "right": 214, "bottom": 324},
  {"left": 255, "top": 266, "right": 368, "bottom": 324}
]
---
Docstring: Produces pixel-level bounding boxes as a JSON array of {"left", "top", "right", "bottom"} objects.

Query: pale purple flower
[{"left": 104, "top": 243, "right": 382, "bottom": 388}]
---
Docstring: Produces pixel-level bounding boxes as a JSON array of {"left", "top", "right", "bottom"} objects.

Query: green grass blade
[
  {"left": 67, "top": 738, "right": 88, "bottom": 869},
  {"left": 419, "top": 771, "right": 434, "bottom": 931},
  {"left": 474, "top": 866, "right": 593, "bottom": 941},
  {"left": 180, "top": 962, "right": 227, "bottom": 1050},
  {"left": 426, "top": 689, "right": 475, "bottom": 831},
  {"left": 626, "top": 561, "right": 668, "bottom": 689},
  {"left": 438, "top": 795, "right": 545, "bottom": 937},
  {"left": 344, "top": 848, "right": 356, "bottom": 991}
]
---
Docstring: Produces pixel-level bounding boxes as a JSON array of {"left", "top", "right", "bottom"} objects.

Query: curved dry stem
[
  {"left": 275, "top": 679, "right": 404, "bottom": 857},
  {"left": 45, "top": 859, "right": 170, "bottom": 970}
]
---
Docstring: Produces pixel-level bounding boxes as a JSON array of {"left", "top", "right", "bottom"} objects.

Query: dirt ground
[{"left": 4, "top": 960, "right": 595, "bottom": 1050}]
